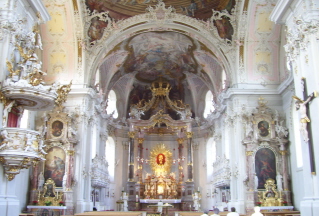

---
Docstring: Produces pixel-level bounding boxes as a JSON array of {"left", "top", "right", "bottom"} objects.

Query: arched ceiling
[{"left": 99, "top": 31, "right": 225, "bottom": 119}]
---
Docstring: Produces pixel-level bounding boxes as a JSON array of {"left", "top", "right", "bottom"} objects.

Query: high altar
[{"left": 124, "top": 77, "right": 196, "bottom": 210}]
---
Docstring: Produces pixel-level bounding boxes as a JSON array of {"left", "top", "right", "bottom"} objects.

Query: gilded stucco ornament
[
  {"left": 1, "top": 21, "right": 58, "bottom": 111},
  {"left": 55, "top": 81, "right": 72, "bottom": 108},
  {"left": 0, "top": 128, "right": 46, "bottom": 181}
]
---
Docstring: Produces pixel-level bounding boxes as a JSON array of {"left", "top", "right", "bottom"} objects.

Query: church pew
[
  {"left": 75, "top": 211, "right": 146, "bottom": 216},
  {"left": 261, "top": 211, "right": 300, "bottom": 216},
  {"left": 175, "top": 211, "right": 246, "bottom": 216},
  {"left": 217, "top": 212, "right": 245, "bottom": 216}
]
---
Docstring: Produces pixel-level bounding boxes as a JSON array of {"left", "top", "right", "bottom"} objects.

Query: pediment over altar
[{"left": 128, "top": 110, "right": 192, "bottom": 132}]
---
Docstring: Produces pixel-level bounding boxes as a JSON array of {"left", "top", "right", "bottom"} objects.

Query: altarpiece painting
[
  {"left": 255, "top": 148, "right": 276, "bottom": 189},
  {"left": 44, "top": 146, "right": 66, "bottom": 187}
]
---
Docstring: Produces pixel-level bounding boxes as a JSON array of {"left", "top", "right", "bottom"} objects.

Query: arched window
[
  {"left": 106, "top": 90, "right": 118, "bottom": 119},
  {"left": 203, "top": 90, "right": 215, "bottom": 118},
  {"left": 105, "top": 137, "right": 115, "bottom": 181}
]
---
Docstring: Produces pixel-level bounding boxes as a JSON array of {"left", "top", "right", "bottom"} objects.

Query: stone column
[
  {"left": 177, "top": 138, "right": 185, "bottom": 183},
  {"left": 186, "top": 132, "right": 194, "bottom": 182},
  {"left": 128, "top": 132, "right": 136, "bottom": 182},
  {"left": 279, "top": 145, "right": 291, "bottom": 205},
  {"left": 137, "top": 137, "right": 144, "bottom": 184}
]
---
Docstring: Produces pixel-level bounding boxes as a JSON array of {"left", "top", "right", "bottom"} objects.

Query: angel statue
[{"left": 292, "top": 92, "right": 315, "bottom": 142}]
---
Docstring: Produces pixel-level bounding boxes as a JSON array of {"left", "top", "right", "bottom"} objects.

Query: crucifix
[{"left": 292, "top": 78, "right": 317, "bottom": 175}]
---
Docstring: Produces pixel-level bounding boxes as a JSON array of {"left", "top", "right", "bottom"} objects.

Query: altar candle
[
  {"left": 136, "top": 195, "right": 138, "bottom": 202},
  {"left": 198, "top": 187, "right": 200, "bottom": 191}
]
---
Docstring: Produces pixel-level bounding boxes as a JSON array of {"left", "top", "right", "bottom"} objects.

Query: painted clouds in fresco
[{"left": 125, "top": 32, "right": 195, "bottom": 82}]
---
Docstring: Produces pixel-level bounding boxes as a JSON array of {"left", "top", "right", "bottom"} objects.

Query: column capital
[
  {"left": 128, "top": 131, "right": 136, "bottom": 138},
  {"left": 137, "top": 138, "right": 144, "bottom": 144},
  {"left": 186, "top": 132, "right": 193, "bottom": 138},
  {"left": 246, "top": 151, "right": 254, "bottom": 156},
  {"left": 177, "top": 138, "right": 184, "bottom": 144},
  {"left": 67, "top": 150, "right": 75, "bottom": 156}
]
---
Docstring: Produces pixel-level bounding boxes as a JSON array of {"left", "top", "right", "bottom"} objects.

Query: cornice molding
[{"left": 25, "top": 0, "right": 51, "bottom": 22}]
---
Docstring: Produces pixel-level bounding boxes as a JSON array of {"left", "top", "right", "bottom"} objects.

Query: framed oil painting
[
  {"left": 44, "top": 146, "right": 66, "bottom": 187},
  {"left": 258, "top": 120, "right": 269, "bottom": 137},
  {"left": 255, "top": 148, "right": 276, "bottom": 189},
  {"left": 51, "top": 120, "right": 63, "bottom": 137}
]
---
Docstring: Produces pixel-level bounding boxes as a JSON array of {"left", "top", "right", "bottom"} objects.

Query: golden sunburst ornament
[{"left": 150, "top": 143, "right": 172, "bottom": 176}]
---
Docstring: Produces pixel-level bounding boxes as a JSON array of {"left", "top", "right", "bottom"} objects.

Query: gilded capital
[
  {"left": 246, "top": 151, "right": 254, "bottom": 156},
  {"left": 0, "top": 156, "right": 5, "bottom": 163},
  {"left": 186, "top": 132, "right": 193, "bottom": 138},
  {"left": 279, "top": 150, "right": 287, "bottom": 156},
  {"left": 137, "top": 138, "right": 144, "bottom": 144},
  {"left": 128, "top": 131, "right": 136, "bottom": 138},
  {"left": 67, "top": 150, "right": 75, "bottom": 156},
  {"left": 177, "top": 138, "right": 184, "bottom": 144}
]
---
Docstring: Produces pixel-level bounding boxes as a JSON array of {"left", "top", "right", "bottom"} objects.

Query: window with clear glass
[
  {"left": 106, "top": 90, "right": 118, "bottom": 118},
  {"left": 203, "top": 90, "right": 215, "bottom": 118}
]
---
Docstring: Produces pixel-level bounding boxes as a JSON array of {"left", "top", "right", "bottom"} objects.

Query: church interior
[{"left": 0, "top": 0, "right": 319, "bottom": 215}]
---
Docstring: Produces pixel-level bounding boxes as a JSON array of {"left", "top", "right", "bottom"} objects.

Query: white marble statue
[
  {"left": 276, "top": 172, "right": 283, "bottom": 191},
  {"left": 0, "top": 130, "right": 10, "bottom": 150},
  {"left": 38, "top": 172, "right": 44, "bottom": 190},
  {"left": 255, "top": 173, "right": 259, "bottom": 190},
  {"left": 122, "top": 192, "right": 128, "bottom": 211},
  {"left": 25, "top": 134, "right": 36, "bottom": 151},
  {"left": 193, "top": 191, "right": 201, "bottom": 211},
  {"left": 63, "top": 173, "right": 67, "bottom": 190}
]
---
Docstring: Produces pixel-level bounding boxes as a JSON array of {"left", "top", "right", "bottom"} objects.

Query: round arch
[{"left": 83, "top": 3, "right": 236, "bottom": 90}]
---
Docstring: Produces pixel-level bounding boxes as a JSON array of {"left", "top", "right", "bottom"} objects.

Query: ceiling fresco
[
  {"left": 98, "top": 31, "right": 224, "bottom": 119},
  {"left": 124, "top": 32, "right": 195, "bottom": 83},
  {"left": 86, "top": 0, "right": 236, "bottom": 42}
]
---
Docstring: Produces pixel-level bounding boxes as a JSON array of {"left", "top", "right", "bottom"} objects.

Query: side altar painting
[
  {"left": 255, "top": 148, "right": 276, "bottom": 189},
  {"left": 44, "top": 146, "right": 66, "bottom": 187}
]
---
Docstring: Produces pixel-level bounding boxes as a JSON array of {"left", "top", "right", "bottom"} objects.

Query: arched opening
[
  {"left": 106, "top": 90, "right": 118, "bottom": 119},
  {"left": 204, "top": 90, "right": 215, "bottom": 118}
]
